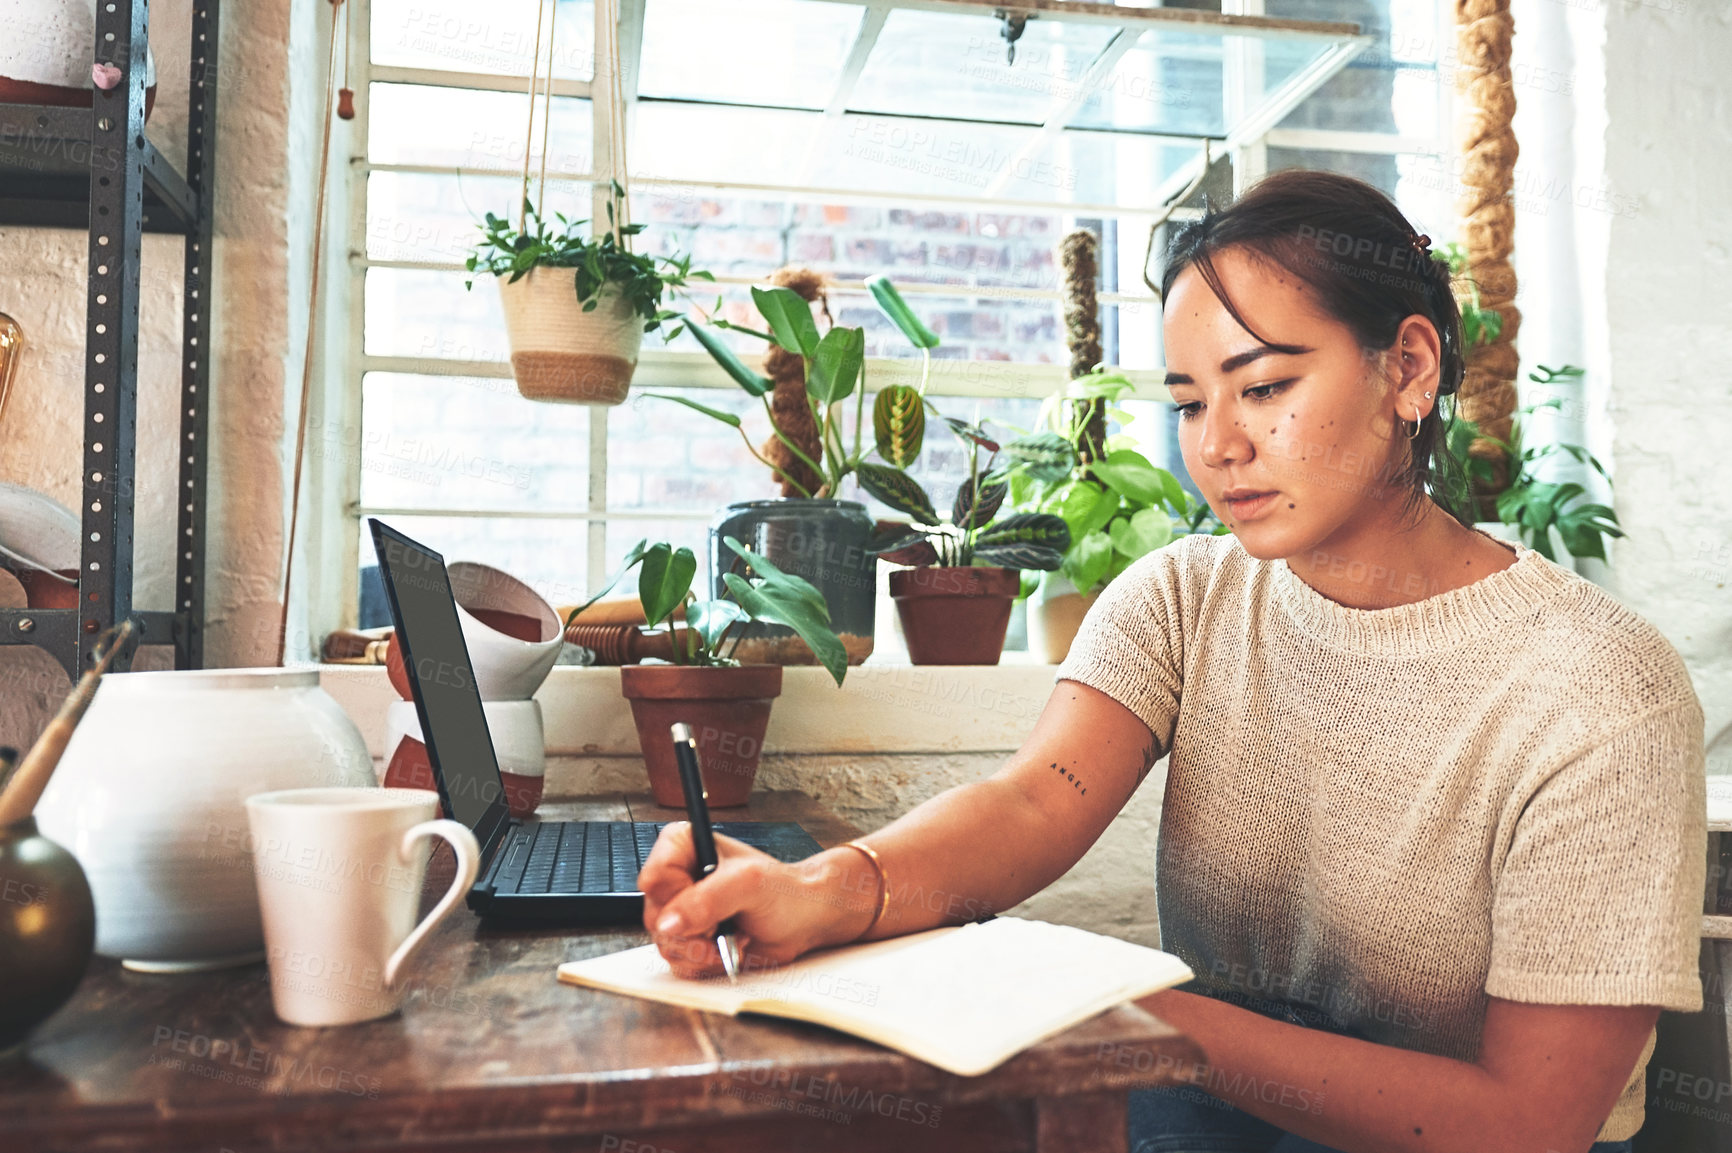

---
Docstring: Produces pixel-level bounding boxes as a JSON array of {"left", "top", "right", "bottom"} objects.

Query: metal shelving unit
[{"left": 0, "top": 0, "right": 219, "bottom": 680}]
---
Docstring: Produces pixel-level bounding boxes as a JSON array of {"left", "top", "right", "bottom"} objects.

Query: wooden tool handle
[{"left": 0, "top": 619, "right": 135, "bottom": 825}]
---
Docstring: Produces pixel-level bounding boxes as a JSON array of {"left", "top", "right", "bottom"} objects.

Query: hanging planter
[
  {"left": 496, "top": 268, "right": 643, "bottom": 405},
  {"left": 463, "top": 0, "right": 705, "bottom": 406},
  {"left": 0, "top": 0, "right": 158, "bottom": 119}
]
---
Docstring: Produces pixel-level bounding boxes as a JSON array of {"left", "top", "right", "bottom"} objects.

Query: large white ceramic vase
[{"left": 35, "top": 669, "right": 376, "bottom": 971}]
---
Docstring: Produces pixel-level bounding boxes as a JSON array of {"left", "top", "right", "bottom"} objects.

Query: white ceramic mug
[{"left": 244, "top": 788, "right": 480, "bottom": 1027}]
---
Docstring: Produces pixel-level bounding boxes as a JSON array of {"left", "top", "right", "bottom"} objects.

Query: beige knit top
[{"left": 1055, "top": 528, "right": 1706, "bottom": 1142}]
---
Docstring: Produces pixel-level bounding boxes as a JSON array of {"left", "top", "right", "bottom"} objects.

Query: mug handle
[{"left": 383, "top": 819, "right": 481, "bottom": 991}]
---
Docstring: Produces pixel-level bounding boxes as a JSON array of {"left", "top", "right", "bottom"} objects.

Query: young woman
[{"left": 636, "top": 170, "right": 1706, "bottom": 1153}]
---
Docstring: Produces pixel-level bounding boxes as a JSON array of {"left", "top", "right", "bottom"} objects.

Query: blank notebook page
[{"left": 557, "top": 916, "right": 1194, "bottom": 1076}]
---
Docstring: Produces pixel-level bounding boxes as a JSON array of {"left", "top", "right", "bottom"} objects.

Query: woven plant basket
[{"left": 495, "top": 268, "right": 643, "bottom": 405}]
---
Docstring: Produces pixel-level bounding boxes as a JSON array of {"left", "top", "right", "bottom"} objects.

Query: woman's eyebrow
[{"left": 1165, "top": 343, "right": 1314, "bottom": 386}]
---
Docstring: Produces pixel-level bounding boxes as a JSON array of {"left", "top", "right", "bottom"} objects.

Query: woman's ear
[{"left": 1391, "top": 313, "right": 1443, "bottom": 418}]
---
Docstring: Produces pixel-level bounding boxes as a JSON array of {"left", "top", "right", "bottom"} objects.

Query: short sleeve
[
  {"left": 1052, "top": 536, "right": 1194, "bottom": 759},
  {"left": 1486, "top": 697, "right": 1707, "bottom": 1011}
]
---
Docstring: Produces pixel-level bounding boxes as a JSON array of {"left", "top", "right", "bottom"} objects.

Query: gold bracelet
[{"left": 838, "top": 840, "right": 889, "bottom": 943}]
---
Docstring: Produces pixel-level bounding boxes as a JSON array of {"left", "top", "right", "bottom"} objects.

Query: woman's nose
[{"left": 1196, "top": 406, "right": 1252, "bottom": 471}]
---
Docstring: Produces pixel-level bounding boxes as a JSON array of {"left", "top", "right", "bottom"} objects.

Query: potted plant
[
  {"left": 1440, "top": 364, "right": 1623, "bottom": 564},
  {"left": 465, "top": 180, "right": 710, "bottom": 405},
  {"left": 651, "top": 273, "right": 942, "bottom": 668},
  {"left": 565, "top": 536, "right": 846, "bottom": 808},
  {"left": 1000, "top": 369, "right": 1225, "bottom": 662},
  {"left": 862, "top": 416, "right": 1071, "bottom": 665}
]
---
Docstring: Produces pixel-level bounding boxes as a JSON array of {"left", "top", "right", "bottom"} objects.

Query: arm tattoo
[
  {"left": 1135, "top": 734, "right": 1160, "bottom": 785},
  {"left": 1050, "top": 761, "right": 1087, "bottom": 797}
]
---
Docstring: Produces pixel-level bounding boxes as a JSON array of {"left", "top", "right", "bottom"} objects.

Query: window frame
[{"left": 323, "top": 0, "right": 1452, "bottom": 636}]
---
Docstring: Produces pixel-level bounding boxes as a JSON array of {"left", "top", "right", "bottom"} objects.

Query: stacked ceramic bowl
[{"left": 383, "top": 563, "right": 560, "bottom": 818}]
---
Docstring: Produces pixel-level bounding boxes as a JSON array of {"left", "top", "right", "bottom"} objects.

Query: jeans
[
  {"left": 1127, "top": 987, "right": 1633, "bottom": 1153},
  {"left": 1126, "top": 1083, "right": 1635, "bottom": 1153}
]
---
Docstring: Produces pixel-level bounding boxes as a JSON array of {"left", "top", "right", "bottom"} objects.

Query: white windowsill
[{"left": 320, "top": 661, "right": 1061, "bottom": 760}]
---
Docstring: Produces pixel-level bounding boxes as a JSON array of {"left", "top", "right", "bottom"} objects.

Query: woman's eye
[
  {"left": 1247, "top": 379, "right": 1295, "bottom": 401},
  {"left": 1171, "top": 402, "right": 1200, "bottom": 421}
]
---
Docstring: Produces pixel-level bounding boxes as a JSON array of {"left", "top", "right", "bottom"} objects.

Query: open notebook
[{"left": 556, "top": 916, "right": 1194, "bottom": 1077}]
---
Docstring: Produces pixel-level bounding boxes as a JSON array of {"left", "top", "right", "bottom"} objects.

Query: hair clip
[{"left": 1411, "top": 233, "right": 1433, "bottom": 254}]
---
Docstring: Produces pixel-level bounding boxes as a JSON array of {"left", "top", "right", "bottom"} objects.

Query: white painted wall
[{"left": 1593, "top": 1, "right": 1732, "bottom": 774}]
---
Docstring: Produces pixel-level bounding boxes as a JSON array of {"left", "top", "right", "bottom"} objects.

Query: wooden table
[{"left": 0, "top": 790, "right": 1201, "bottom": 1152}]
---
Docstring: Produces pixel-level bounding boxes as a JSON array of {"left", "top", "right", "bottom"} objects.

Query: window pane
[
  {"left": 365, "top": 170, "right": 598, "bottom": 264},
  {"left": 632, "top": 103, "right": 824, "bottom": 187},
  {"left": 365, "top": 267, "right": 509, "bottom": 362},
  {"left": 850, "top": 9, "right": 1119, "bottom": 124},
  {"left": 638, "top": 0, "right": 865, "bottom": 110},
  {"left": 355, "top": 514, "right": 590, "bottom": 618},
  {"left": 609, "top": 387, "right": 765, "bottom": 513},
  {"left": 359, "top": 372, "right": 589, "bottom": 512},
  {"left": 368, "top": 84, "right": 592, "bottom": 176},
  {"left": 371, "top": 0, "right": 596, "bottom": 82},
  {"left": 1264, "top": 148, "right": 1452, "bottom": 237},
  {"left": 1069, "top": 28, "right": 1319, "bottom": 136},
  {"left": 1271, "top": 0, "right": 1443, "bottom": 135}
]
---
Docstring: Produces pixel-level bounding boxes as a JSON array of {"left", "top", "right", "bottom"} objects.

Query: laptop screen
[{"left": 369, "top": 519, "right": 511, "bottom": 854}]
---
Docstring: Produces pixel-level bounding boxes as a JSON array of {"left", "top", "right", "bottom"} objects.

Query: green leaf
[
  {"left": 975, "top": 512, "right": 1070, "bottom": 553},
  {"left": 1089, "top": 450, "right": 1163, "bottom": 506},
  {"left": 1066, "top": 531, "right": 1115, "bottom": 593},
  {"left": 856, "top": 462, "right": 939, "bottom": 525},
  {"left": 688, "top": 599, "right": 748, "bottom": 653},
  {"left": 943, "top": 416, "right": 999, "bottom": 452},
  {"left": 721, "top": 536, "right": 828, "bottom": 620},
  {"left": 637, "top": 544, "right": 697, "bottom": 629},
  {"left": 722, "top": 571, "right": 848, "bottom": 687},
  {"left": 1002, "top": 433, "right": 1075, "bottom": 483},
  {"left": 688, "top": 322, "right": 773, "bottom": 397},
  {"left": 953, "top": 476, "right": 1008, "bottom": 531},
  {"left": 751, "top": 285, "right": 821, "bottom": 357},
  {"left": 1108, "top": 507, "right": 1173, "bottom": 559},
  {"left": 644, "top": 392, "right": 742, "bottom": 427},
  {"left": 864, "top": 275, "right": 940, "bottom": 349},
  {"left": 563, "top": 539, "right": 652, "bottom": 627},
  {"left": 873, "top": 384, "right": 926, "bottom": 468},
  {"left": 808, "top": 325, "right": 865, "bottom": 406},
  {"left": 971, "top": 543, "right": 1065, "bottom": 570}
]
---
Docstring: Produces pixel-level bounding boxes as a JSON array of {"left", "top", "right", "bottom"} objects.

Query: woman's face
[{"left": 1161, "top": 246, "right": 1439, "bottom": 561}]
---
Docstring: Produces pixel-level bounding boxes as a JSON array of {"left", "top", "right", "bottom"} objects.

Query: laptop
[{"left": 368, "top": 518, "right": 825, "bottom": 925}]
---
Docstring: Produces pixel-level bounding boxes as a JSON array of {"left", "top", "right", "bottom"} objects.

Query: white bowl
[
  {"left": 383, "top": 698, "right": 545, "bottom": 781},
  {"left": 448, "top": 561, "right": 564, "bottom": 701},
  {"left": 0, "top": 480, "right": 78, "bottom": 580}
]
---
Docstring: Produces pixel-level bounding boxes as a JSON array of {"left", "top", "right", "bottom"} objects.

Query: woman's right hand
[{"left": 638, "top": 823, "right": 872, "bottom": 979}]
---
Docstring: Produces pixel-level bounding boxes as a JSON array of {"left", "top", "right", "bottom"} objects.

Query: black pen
[{"left": 670, "top": 722, "right": 741, "bottom": 983}]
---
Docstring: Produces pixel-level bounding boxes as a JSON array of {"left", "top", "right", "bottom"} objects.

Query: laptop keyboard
[{"left": 498, "top": 821, "right": 795, "bottom": 896}]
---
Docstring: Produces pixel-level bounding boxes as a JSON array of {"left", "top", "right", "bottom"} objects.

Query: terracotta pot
[
  {"left": 382, "top": 699, "right": 545, "bottom": 819},
  {"left": 0, "top": 0, "right": 158, "bottom": 119},
  {"left": 13, "top": 567, "right": 78, "bottom": 609},
  {"left": 1026, "top": 572, "right": 1101, "bottom": 664},
  {"left": 619, "top": 664, "right": 782, "bottom": 808},
  {"left": 495, "top": 270, "right": 643, "bottom": 405},
  {"left": 889, "top": 566, "right": 1020, "bottom": 666}
]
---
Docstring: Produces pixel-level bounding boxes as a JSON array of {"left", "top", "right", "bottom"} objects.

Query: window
[{"left": 339, "top": 0, "right": 1450, "bottom": 626}]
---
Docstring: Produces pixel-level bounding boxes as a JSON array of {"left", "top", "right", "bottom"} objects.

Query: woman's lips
[{"left": 1225, "top": 492, "right": 1277, "bottom": 518}]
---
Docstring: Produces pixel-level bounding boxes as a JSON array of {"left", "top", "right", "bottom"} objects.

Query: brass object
[
  {"left": 0, "top": 312, "right": 22, "bottom": 430},
  {"left": 0, "top": 815, "right": 96, "bottom": 1054}
]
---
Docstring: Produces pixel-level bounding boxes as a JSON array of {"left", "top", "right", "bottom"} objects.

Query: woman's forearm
[
  {"left": 792, "top": 774, "right": 1077, "bottom": 950},
  {"left": 1140, "top": 990, "right": 1631, "bottom": 1153}
]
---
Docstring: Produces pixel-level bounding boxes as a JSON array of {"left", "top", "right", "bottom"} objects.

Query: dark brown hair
[{"left": 1159, "top": 168, "right": 1471, "bottom": 527}]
